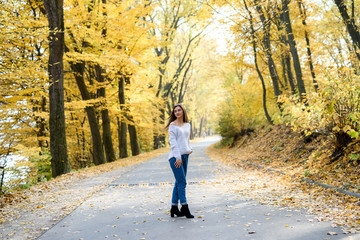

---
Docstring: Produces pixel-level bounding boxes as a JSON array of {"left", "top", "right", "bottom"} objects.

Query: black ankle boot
[
  {"left": 170, "top": 205, "right": 184, "bottom": 217},
  {"left": 180, "top": 204, "right": 194, "bottom": 218}
]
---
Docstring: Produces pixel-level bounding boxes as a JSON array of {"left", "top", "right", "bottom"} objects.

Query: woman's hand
[
  {"left": 174, "top": 159, "right": 182, "bottom": 168},
  {"left": 189, "top": 150, "right": 193, "bottom": 155}
]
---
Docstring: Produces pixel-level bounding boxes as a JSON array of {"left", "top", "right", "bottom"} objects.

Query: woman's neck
[{"left": 175, "top": 119, "right": 184, "bottom": 125}]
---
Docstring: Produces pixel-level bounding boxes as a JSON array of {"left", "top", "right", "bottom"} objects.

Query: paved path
[{"left": 38, "top": 137, "right": 357, "bottom": 240}]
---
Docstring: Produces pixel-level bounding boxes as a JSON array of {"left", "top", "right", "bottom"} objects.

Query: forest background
[{"left": 1, "top": 0, "right": 360, "bottom": 199}]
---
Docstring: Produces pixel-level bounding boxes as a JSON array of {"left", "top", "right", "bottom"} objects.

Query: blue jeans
[{"left": 169, "top": 154, "right": 189, "bottom": 206}]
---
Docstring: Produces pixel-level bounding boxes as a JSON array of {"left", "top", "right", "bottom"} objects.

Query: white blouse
[{"left": 168, "top": 123, "right": 192, "bottom": 160}]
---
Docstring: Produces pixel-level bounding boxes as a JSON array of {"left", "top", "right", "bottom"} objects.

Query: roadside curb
[{"left": 301, "top": 178, "right": 360, "bottom": 199}]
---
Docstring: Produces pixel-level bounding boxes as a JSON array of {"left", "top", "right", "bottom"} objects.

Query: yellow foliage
[{"left": 280, "top": 71, "right": 360, "bottom": 144}]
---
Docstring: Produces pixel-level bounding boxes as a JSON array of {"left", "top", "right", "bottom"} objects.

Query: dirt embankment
[{"left": 208, "top": 124, "right": 360, "bottom": 232}]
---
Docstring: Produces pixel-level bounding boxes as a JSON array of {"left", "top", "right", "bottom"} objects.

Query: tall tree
[
  {"left": 42, "top": 0, "right": 70, "bottom": 177},
  {"left": 69, "top": 61, "right": 106, "bottom": 165},
  {"left": 273, "top": 5, "right": 296, "bottom": 94},
  {"left": 284, "top": 50, "right": 296, "bottom": 94},
  {"left": 95, "top": 65, "right": 116, "bottom": 162},
  {"left": 117, "top": 71, "right": 140, "bottom": 157},
  {"left": 151, "top": 0, "right": 183, "bottom": 149},
  {"left": 167, "top": 27, "right": 204, "bottom": 114},
  {"left": 151, "top": 0, "right": 211, "bottom": 149},
  {"left": 254, "top": 0, "right": 282, "bottom": 101},
  {"left": 244, "top": 0, "right": 273, "bottom": 125},
  {"left": 118, "top": 74, "right": 128, "bottom": 158},
  {"left": 334, "top": 0, "right": 360, "bottom": 62},
  {"left": 66, "top": 0, "right": 107, "bottom": 166},
  {"left": 297, "top": 0, "right": 318, "bottom": 92},
  {"left": 128, "top": 115, "right": 141, "bottom": 156},
  {"left": 94, "top": 0, "right": 116, "bottom": 162},
  {"left": 282, "top": 0, "right": 306, "bottom": 101}
]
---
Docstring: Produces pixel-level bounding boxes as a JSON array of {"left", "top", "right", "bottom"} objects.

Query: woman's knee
[{"left": 178, "top": 178, "right": 187, "bottom": 187}]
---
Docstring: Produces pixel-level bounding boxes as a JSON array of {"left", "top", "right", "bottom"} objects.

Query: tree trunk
[
  {"left": 128, "top": 115, "right": 140, "bottom": 156},
  {"left": 118, "top": 75, "right": 128, "bottom": 158},
  {"left": 254, "top": 0, "right": 282, "bottom": 100},
  {"left": 80, "top": 117, "right": 87, "bottom": 167},
  {"left": 297, "top": 0, "right": 318, "bottom": 92},
  {"left": 334, "top": 0, "right": 360, "bottom": 61},
  {"left": 177, "top": 59, "right": 192, "bottom": 104},
  {"left": 276, "top": 10, "right": 291, "bottom": 93},
  {"left": 199, "top": 116, "right": 204, "bottom": 138},
  {"left": 190, "top": 120, "right": 194, "bottom": 140},
  {"left": 95, "top": 65, "right": 116, "bottom": 162},
  {"left": 117, "top": 117, "right": 127, "bottom": 158},
  {"left": 342, "top": 35, "right": 360, "bottom": 74},
  {"left": 281, "top": 55, "right": 288, "bottom": 90},
  {"left": 70, "top": 62, "right": 106, "bottom": 165},
  {"left": 244, "top": 0, "right": 273, "bottom": 125},
  {"left": 282, "top": 0, "right": 306, "bottom": 101},
  {"left": 94, "top": 0, "right": 115, "bottom": 162},
  {"left": 101, "top": 108, "right": 115, "bottom": 162},
  {"left": 282, "top": 54, "right": 296, "bottom": 95},
  {"left": 43, "top": 0, "right": 70, "bottom": 177},
  {"left": 153, "top": 107, "right": 166, "bottom": 149},
  {"left": 153, "top": 47, "right": 169, "bottom": 150},
  {"left": 276, "top": 8, "right": 296, "bottom": 95},
  {"left": 34, "top": 96, "right": 48, "bottom": 150}
]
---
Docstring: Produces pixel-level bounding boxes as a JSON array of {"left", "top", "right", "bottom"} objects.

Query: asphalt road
[{"left": 37, "top": 136, "right": 358, "bottom": 240}]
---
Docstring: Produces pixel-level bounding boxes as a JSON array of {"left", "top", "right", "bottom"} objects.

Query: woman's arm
[
  {"left": 169, "top": 126, "right": 181, "bottom": 160},
  {"left": 187, "top": 123, "right": 193, "bottom": 154},
  {"left": 187, "top": 137, "right": 193, "bottom": 154}
]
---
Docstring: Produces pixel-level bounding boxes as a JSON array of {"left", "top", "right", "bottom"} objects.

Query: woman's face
[{"left": 174, "top": 106, "right": 183, "bottom": 119}]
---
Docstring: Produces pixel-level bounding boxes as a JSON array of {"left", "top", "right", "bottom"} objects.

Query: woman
[{"left": 166, "top": 104, "right": 194, "bottom": 218}]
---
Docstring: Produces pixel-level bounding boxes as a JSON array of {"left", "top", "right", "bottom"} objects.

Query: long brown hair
[{"left": 165, "top": 104, "right": 189, "bottom": 129}]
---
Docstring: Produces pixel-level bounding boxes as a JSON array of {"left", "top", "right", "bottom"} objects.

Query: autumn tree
[
  {"left": 118, "top": 74, "right": 128, "bottom": 158},
  {"left": 166, "top": 24, "right": 207, "bottom": 114},
  {"left": 243, "top": 0, "right": 273, "bottom": 124},
  {"left": 334, "top": 0, "right": 360, "bottom": 62},
  {"left": 94, "top": 0, "right": 116, "bottom": 163},
  {"left": 281, "top": 0, "right": 306, "bottom": 101},
  {"left": 150, "top": 0, "right": 185, "bottom": 149},
  {"left": 65, "top": 0, "right": 106, "bottom": 166},
  {"left": 42, "top": 0, "right": 71, "bottom": 177},
  {"left": 297, "top": 0, "right": 317, "bottom": 91},
  {"left": 1, "top": 0, "right": 222, "bottom": 192},
  {"left": 0, "top": 0, "right": 65, "bottom": 189},
  {"left": 150, "top": 0, "right": 212, "bottom": 148}
]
